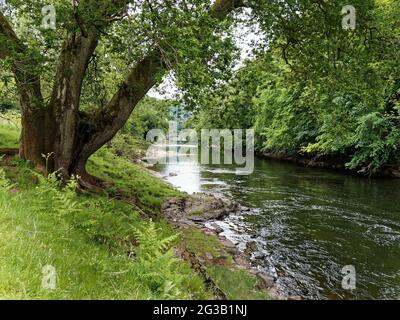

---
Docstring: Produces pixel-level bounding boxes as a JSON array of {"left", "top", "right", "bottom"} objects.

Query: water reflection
[{"left": 150, "top": 145, "right": 400, "bottom": 299}]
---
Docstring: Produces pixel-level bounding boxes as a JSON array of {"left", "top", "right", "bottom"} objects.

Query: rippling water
[{"left": 151, "top": 150, "right": 400, "bottom": 299}]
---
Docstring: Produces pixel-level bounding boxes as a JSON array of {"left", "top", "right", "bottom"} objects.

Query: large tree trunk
[{"left": 19, "top": 107, "right": 56, "bottom": 172}]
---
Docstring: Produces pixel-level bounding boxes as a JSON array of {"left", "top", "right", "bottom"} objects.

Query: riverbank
[
  {"left": 149, "top": 146, "right": 400, "bottom": 299},
  {"left": 89, "top": 149, "right": 280, "bottom": 300},
  {"left": 260, "top": 151, "right": 400, "bottom": 179},
  {"left": 0, "top": 123, "right": 278, "bottom": 300}
]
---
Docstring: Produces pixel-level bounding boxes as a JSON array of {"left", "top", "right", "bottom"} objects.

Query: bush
[{"left": 347, "top": 112, "right": 400, "bottom": 171}]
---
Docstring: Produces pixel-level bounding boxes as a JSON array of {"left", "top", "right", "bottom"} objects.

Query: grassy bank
[{"left": 0, "top": 120, "right": 272, "bottom": 300}]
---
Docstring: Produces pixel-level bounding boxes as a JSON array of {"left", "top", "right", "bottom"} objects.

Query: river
[{"left": 150, "top": 147, "right": 400, "bottom": 300}]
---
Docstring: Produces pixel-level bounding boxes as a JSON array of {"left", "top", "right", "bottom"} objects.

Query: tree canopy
[{"left": 1, "top": 0, "right": 399, "bottom": 178}]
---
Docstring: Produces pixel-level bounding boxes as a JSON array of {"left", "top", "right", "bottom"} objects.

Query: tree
[
  {"left": 0, "top": 0, "right": 245, "bottom": 185},
  {"left": 191, "top": 0, "right": 400, "bottom": 173}
]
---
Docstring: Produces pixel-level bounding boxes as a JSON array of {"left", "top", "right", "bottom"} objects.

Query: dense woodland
[{"left": 192, "top": 1, "right": 400, "bottom": 174}]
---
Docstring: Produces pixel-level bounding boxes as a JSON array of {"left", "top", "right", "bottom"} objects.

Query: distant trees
[{"left": 193, "top": 0, "right": 400, "bottom": 174}]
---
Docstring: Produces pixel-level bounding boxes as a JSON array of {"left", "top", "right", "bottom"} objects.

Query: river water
[{"left": 150, "top": 148, "right": 400, "bottom": 300}]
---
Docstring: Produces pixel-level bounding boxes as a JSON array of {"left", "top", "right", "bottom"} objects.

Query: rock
[
  {"left": 205, "top": 252, "right": 214, "bottom": 261},
  {"left": 244, "top": 241, "right": 258, "bottom": 256},
  {"left": 288, "top": 295, "right": 303, "bottom": 301},
  {"left": 391, "top": 170, "right": 400, "bottom": 178},
  {"left": 219, "top": 238, "right": 238, "bottom": 254},
  {"left": 253, "top": 251, "right": 266, "bottom": 260},
  {"left": 161, "top": 193, "right": 241, "bottom": 226},
  {"left": 169, "top": 172, "right": 178, "bottom": 177},
  {"left": 256, "top": 273, "right": 276, "bottom": 289},
  {"left": 210, "top": 223, "right": 224, "bottom": 234},
  {"left": 234, "top": 255, "right": 252, "bottom": 269}
]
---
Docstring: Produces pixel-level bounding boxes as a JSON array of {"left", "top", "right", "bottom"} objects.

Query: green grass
[
  {"left": 0, "top": 159, "right": 210, "bottom": 300},
  {"left": 0, "top": 123, "right": 19, "bottom": 149},
  {"left": 0, "top": 121, "right": 274, "bottom": 300},
  {"left": 87, "top": 148, "right": 183, "bottom": 215}
]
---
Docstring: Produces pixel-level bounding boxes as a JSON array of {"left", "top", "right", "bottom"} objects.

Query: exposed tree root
[{"left": 76, "top": 171, "right": 105, "bottom": 193}]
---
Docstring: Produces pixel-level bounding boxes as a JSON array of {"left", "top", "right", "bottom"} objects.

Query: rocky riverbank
[{"left": 159, "top": 192, "right": 292, "bottom": 300}]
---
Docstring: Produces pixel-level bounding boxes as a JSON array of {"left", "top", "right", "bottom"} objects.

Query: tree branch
[
  {"left": 0, "top": 10, "right": 44, "bottom": 114},
  {"left": 79, "top": 51, "right": 165, "bottom": 161},
  {"left": 78, "top": 0, "right": 247, "bottom": 160},
  {"left": 212, "top": 0, "right": 245, "bottom": 19},
  {"left": 0, "top": 11, "right": 23, "bottom": 60}
]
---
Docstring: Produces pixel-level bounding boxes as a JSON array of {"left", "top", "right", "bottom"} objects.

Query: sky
[{"left": 149, "top": 14, "right": 264, "bottom": 100}]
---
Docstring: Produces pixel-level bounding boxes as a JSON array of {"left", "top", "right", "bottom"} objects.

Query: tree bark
[
  {"left": 49, "top": 31, "right": 100, "bottom": 177},
  {"left": 1, "top": 12, "right": 54, "bottom": 170}
]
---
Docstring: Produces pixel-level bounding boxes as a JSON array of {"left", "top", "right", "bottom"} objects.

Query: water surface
[{"left": 151, "top": 149, "right": 400, "bottom": 299}]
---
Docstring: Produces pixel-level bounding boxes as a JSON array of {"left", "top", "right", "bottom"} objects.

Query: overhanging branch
[{"left": 79, "top": 0, "right": 248, "bottom": 159}]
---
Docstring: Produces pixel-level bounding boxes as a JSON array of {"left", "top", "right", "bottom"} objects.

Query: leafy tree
[
  {"left": 0, "top": 0, "right": 246, "bottom": 184},
  {"left": 123, "top": 96, "right": 171, "bottom": 139},
  {"left": 194, "top": 0, "right": 400, "bottom": 173}
]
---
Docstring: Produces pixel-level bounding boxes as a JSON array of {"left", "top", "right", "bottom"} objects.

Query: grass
[
  {"left": 0, "top": 119, "right": 274, "bottom": 300},
  {"left": 0, "top": 161, "right": 210, "bottom": 299},
  {"left": 0, "top": 115, "right": 19, "bottom": 149},
  {"left": 87, "top": 148, "right": 183, "bottom": 215}
]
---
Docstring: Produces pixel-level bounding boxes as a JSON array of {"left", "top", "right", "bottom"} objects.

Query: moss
[
  {"left": 189, "top": 209, "right": 206, "bottom": 216},
  {"left": 207, "top": 266, "right": 272, "bottom": 300},
  {"left": 181, "top": 228, "right": 273, "bottom": 300},
  {"left": 181, "top": 228, "right": 230, "bottom": 260}
]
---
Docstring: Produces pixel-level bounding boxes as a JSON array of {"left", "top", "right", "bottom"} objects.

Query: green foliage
[
  {"left": 30, "top": 171, "right": 80, "bottom": 216},
  {"left": 192, "top": 0, "right": 400, "bottom": 173},
  {"left": 0, "top": 101, "right": 16, "bottom": 112},
  {"left": 348, "top": 113, "right": 400, "bottom": 171},
  {"left": 0, "top": 165, "right": 12, "bottom": 189},
  {"left": 132, "top": 221, "right": 187, "bottom": 299},
  {"left": 0, "top": 113, "right": 20, "bottom": 149},
  {"left": 192, "top": 59, "right": 264, "bottom": 131},
  {"left": 123, "top": 97, "right": 171, "bottom": 139},
  {"left": 107, "top": 97, "right": 172, "bottom": 162}
]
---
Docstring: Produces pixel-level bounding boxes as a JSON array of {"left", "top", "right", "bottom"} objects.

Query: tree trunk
[{"left": 19, "top": 107, "right": 56, "bottom": 173}]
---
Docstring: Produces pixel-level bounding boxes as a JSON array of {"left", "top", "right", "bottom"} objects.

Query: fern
[
  {"left": 30, "top": 171, "right": 80, "bottom": 216},
  {"left": 132, "top": 220, "right": 187, "bottom": 299},
  {"left": 133, "top": 220, "right": 179, "bottom": 258},
  {"left": 0, "top": 166, "right": 12, "bottom": 190}
]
